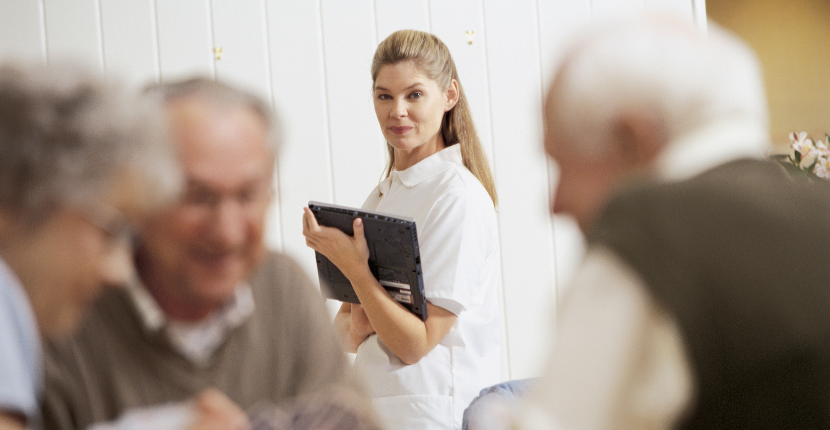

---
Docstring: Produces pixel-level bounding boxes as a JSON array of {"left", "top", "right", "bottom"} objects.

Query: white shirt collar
[
  {"left": 126, "top": 276, "right": 255, "bottom": 366},
  {"left": 379, "top": 143, "right": 463, "bottom": 194},
  {"left": 656, "top": 118, "right": 770, "bottom": 181}
]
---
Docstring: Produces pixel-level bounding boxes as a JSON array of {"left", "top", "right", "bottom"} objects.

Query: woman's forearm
[
  {"left": 334, "top": 304, "right": 363, "bottom": 353},
  {"left": 347, "top": 268, "right": 456, "bottom": 365}
]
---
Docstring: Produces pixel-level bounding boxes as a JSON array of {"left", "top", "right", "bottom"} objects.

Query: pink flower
[
  {"left": 813, "top": 156, "right": 830, "bottom": 179},
  {"left": 814, "top": 136, "right": 830, "bottom": 158},
  {"left": 790, "top": 131, "right": 818, "bottom": 168}
]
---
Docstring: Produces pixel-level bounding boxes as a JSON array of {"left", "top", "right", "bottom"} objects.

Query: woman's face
[
  {"left": 2, "top": 178, "right": 141, "bottom": 338},
  {"left": 373, "top": 60, "right": 458, "bottom": 170}
]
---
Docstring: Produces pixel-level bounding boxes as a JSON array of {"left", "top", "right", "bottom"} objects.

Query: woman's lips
[{"left": 389, "top": 126, "right": 412, "bottom": 135}]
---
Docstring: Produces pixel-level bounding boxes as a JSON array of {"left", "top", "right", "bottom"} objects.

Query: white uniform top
[{"left": 354, "top": 144, "right": 502, "bottom": 430}]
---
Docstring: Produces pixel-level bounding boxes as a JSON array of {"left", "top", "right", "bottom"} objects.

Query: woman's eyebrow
[{"left": 374, "top": 83, "right": 425, "bottom": 92}]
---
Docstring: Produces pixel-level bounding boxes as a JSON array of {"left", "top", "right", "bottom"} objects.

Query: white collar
[
  {"left": 126, "top": 276, "right": 255, "bottom": 365},
  {"left": 656, "top": 118, "right": 770, "bottom": 181},
  {"left": 126, "top": 276, "right": 255, "bottom": 332},
  {"left": 379, "top": 144, "right": 463, "bottom": 194}
]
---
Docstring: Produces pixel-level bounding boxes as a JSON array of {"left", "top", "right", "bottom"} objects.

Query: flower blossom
[
  {"left": 813, "top": 156, "right": 830, "bottom": 179},
  {"left": 790, "top": 131, "right": 818, "bottom": 168}
]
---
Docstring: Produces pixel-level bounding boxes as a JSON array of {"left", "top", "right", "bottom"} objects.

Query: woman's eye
[
  {"left": 408, "top": 92, "right": 422, "bottom": 99},
  {"left": 377, "top": 94, "right": 391, "bottom": 100}
]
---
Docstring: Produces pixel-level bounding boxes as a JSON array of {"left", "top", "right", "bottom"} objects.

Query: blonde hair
[{"left": 371, "top": 30, "right": 497, "bottom": 206}]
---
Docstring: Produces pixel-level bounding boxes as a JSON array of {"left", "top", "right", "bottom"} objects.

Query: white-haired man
[{"left": 516, "top": 14, "right": 830, "bottom": 430}]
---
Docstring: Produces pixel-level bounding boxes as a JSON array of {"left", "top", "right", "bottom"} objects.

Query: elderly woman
[{"left": 0, "top": 64, "right": 243, "bottom": 430}]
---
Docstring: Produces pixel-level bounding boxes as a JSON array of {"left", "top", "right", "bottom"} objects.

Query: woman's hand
[
  {"left": 302, "top": 207, "right": 370, "bottom": 281},
  {"left": 305, "top": 206, "right": 455, "bottom": 365}
]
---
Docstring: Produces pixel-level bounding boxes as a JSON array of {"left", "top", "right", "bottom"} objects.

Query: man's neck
[
  {"left": 133, "top": 251, "right": 218, "bottom": 323},
  {"left": 144, "top": 282, "right": 216, "bottom": 322}
]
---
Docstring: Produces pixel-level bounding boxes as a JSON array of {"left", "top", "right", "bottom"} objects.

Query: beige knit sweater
[{"left": 42, "top": 251, "right": 378, "bottom": 430}]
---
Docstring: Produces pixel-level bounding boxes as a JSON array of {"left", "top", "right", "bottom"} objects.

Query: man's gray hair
[
  {"left": 145, "top": 77, "right": 280, "bottom": 158},
  {"left": 0, "top": 62, "right": 182, "bottom": 225},
  {"left": 551, "top": 14, "right": 769, "bottom": 156}
]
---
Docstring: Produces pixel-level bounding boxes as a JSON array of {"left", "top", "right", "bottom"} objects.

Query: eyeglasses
[
  {"left": 81, "top": 201, "right": 136, "bottom": 249},
  {"left": 179, "top": 181, "right": 274, "bottom": 219}
]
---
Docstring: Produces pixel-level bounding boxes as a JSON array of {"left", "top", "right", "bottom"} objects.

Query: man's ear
[
  {"left": 615, "top": 109, "right": 667, "bottom": 168},
  {"left": 445, "top": 79, "right": 460, "bottom": 112}
]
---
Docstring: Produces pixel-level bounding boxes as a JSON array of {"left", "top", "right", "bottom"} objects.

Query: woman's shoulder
[
  {"left": 439, "top": 165, "right": 494, "bottom": 207},
  {"left": 417, "top": 166, "right": 495, "bottom": 229}
]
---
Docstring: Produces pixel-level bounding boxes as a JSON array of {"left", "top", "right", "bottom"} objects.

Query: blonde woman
[{"left": 303, "top": 30, "right": 502, "bottom": 430}]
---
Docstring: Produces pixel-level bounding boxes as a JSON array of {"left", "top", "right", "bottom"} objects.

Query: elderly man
[
  {"left": 0, "top": 63, "right": 247, "bottom": 430},
  {"left": 43, "top": 78, "right": 376, "bottom": 430},
  {"left": 515, "top": 14, "right": 830, "bottom": 430}
]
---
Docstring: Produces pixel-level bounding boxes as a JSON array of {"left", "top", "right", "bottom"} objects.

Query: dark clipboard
[{"left": 308, "top": 201, "right": 428, "bottom": 321}]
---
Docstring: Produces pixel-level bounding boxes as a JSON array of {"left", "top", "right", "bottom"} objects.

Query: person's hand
[
  {"left": 350, "top": 304, "right": 375, "bottom": 340},
  {"left": 187, "top": 389, "right": 249, "bottom": 430},
  {"left": 0, "top": 411, "right": 26, "bottom": 430},
  {"left": 302, "top": 207, "right": 370, "bottom": 281}
]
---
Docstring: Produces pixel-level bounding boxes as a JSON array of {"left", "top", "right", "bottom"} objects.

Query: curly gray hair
[{"left": 0, "top": 62, "right": 182, "bottom": 226}]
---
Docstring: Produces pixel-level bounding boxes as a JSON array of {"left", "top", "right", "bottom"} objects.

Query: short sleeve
[{"left": 418, "top": 172, "right": 497, "bottom": 315}]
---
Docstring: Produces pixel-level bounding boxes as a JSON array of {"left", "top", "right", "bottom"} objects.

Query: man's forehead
[
  {"left": 167, "top": 98, "right": 273, "bottom": 187},
  {"left": 168, "top": 97, "right": 263, "bottom": 129}
]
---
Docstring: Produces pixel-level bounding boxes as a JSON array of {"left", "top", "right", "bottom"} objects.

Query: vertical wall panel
[
  {"left": 537, "top": 0, "right": 591, "bottom": 332},
  {"left": 212, "top": 0, "right": 279, "bottom": 250},
  {"left": 429, "top": 1, "right": 495, "bottom": 167},
  {"left": 211, "top": 0, "right": 273, "bottom": 102},
  {"left": 374, "top": 0, "right": 430, "bottom": 41},
  {"left": 155, "top": 0, "right": 214, "bottom": 82},
  {"left": 320, "top": 1, "right": 385, "bottom": 208},
  {"left": 43, "top": 0, "right": 103, "bottom": 70},
  {"left": 484, "top": 0, "right": 556, "bottom": 380},
  {"left": 537, "top": 0, "right": 590, "bottom": 84},
  {"left": 591, "top": 0, "right": 646, "bottom": 18},
  {"left": 693, "top": 0, "right": 707, "bottom": 32},
  {"left": 100, "top": 0, "right": 159, "bottom": 88},
  {"left": 645, "top": 0, "right": 693, "bottom": 19},
  {"left": 267, "top": 0, "right": 333, "bottom": 279},
  {"left": 0, "top": 1, "right": 46, "bottom": 63}
]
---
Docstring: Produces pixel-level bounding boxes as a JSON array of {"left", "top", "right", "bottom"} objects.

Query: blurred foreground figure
[
  {"left": 516, "top": 14, "right": 830, "bottom": 430},
  {"left": 0, "top": 63, "right": 183, "bottom": 429},
  {"left": 42, "top": 77, "right": 378, "bottom": 430}
]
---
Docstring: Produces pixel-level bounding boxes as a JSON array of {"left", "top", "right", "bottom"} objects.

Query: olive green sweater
[{"left": 590, "top": 159, "right": 830, "bottom": 429}]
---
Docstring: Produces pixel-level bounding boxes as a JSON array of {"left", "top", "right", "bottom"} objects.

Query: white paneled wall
[{"left": 0, "top": 0, "right": 704, "bottom": 380}]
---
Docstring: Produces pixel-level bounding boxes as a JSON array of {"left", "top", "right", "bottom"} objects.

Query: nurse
[{"left": 303, "top": 30, "right": 502, "bottom": 430}]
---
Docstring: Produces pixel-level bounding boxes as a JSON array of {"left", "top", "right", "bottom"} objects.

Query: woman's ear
[{"left": 445, "top": 79, "right": 460, "bottom": 112}]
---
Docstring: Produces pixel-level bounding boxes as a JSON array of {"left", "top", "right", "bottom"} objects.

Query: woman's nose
[{"left": 391, "top": 99, "right": 407, "bottom": 118}]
